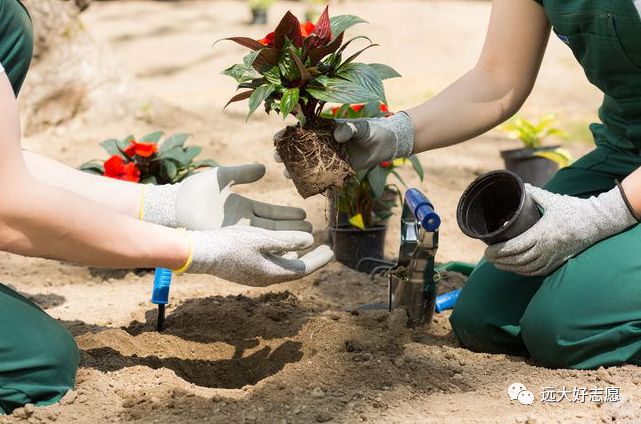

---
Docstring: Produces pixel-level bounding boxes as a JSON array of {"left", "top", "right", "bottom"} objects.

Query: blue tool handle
[
  {"left": 435, "top": 289, "right": 461, "bottom": 313},
  {"left": 405, "top": 188, "right": 441, "bottom": 231},
  {"left": 151, "top": 268, "right": 172, "bottom": 305}
]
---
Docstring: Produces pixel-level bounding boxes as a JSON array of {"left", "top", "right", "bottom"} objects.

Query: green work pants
[
  {"left": 0, "top": 284, "right": 79, "bottom": 414},
  {"left": 0, "top": 0, "right": 33, "bottom": 96},
  {"left": 450, "top": 124, "right": 641, "bottom": 369}
]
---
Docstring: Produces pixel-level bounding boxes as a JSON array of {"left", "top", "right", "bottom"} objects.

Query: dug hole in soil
[{"left": 274, "top": 118, "right": 354, "bottom": 199}]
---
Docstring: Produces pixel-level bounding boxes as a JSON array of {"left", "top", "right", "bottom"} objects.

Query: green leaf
[
  {"left": 161, "top": 146, "right": 190, "bottom": 166},
  {"left": 139, "top": 131, "right": 164, "bottom": 143},
  {"left": 280, "top": 87, "right": 299, "bottom": 118},
  {"left": 369, "top": 63, "right": 401, "bottom": 80},
  {"left": 192, "top": 159, "right": 219, "bottom": 168},
  {"left": 100, "top": 139, "right": 126, "bottom": 158},
  {"left": 159, "top": 133, "right": 191, "bottom": 153},
  {"left": 79, "top": 161, "right": 104, "bottom": 175},
  {"left": 330, "top": 15, "right": 367, "bottom": 38},
  {"left": 222, "top": 64, "right": 257, "bottom": 84},
  {"left": 391, "top": 170, "right": 407, "bottom": 187},
  {"left": 247, "top": 84, "right": 276, "bottom": 120},
  {"left": 141, "top": 176, "right": 158, "bottom": 185},
  {"left": 339, "top": 44, "right": 380, "bottom": 69},
  {"left": 408, "top": 155, "right": 424, "bottom": 181},
  {"left": 160, "top": 160, "right": 178, "bottom": 181},
  {"left": 184, "top": 146, "right": 202, "bottom": 162},
  {"left": 244, "top": 50, "right": 260, "bottom": 67},
  {"left": 367, "top": 166, "right": 388, "bottom": 197},
  {"left": 307, "top": 77, "right": 382, "bottom": 104},
  {"left": 264, "top": 65, "right": 283, "bottom": 84}
]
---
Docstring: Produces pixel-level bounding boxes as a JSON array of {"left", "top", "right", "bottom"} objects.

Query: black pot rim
[
  {"left": 500, "top": 145, "right": 561, "bottom": 159},
  {"left": 331, "top": 224, "right": 387, "bottom": 233},
  {"left": 457, "top": 169, "right": 526, "bottom": 240}
]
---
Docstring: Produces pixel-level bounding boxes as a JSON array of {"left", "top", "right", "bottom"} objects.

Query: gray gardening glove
[
  {"left": 183, "top": 226, "right": 333, "bottom": 286},
  {"left": 485, "top": 184, "right": 638, "bottom": 276},
  {"left": 333, "top": 112, "right": 416, "bottom": 170},
  {"left": 142, "top": 164, "right": 312, "bottom": 232},
  {"left": 273, "top": 112, "right": 415, "bottom": 173}
]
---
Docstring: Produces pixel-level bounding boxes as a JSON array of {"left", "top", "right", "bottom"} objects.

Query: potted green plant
[
  {"left": 249, "top": 0, "right": 276, "bottom": 25},
  {"left": 322, "top": 102, "right": 424, "bottom": 272},
  {"left": 79, "top": 131, "right": 218, "bottom": 183},
  {"left": 499, "top": 114, "right": 572, "bottom": 187},
  {"left": 219, "top": 7, "right": 400, "bottom": 198},
  {"left": 304, "top": 0, "right": 327, "bottom": 23}
]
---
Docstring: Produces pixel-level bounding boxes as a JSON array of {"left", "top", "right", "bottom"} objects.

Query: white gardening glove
[
  {"left": 182, "top": 226, "right": 333, "bottom": 286},
  {"left": 485, "top": 184, "right": 639, "bottom": 276},
  {"left": 273, "top": 112, "right": 415, "bottom": 173},
  {"left": 332, "top": 112, "right": 416, "bottom": 170},
  {"left": 142, "top": 164, "right": 312, "bottom": 232}
]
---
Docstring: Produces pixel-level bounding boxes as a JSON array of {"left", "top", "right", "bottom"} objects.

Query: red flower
[
  {"left": 258, "top": 22, "right": 316, "bottom": 46},
  {"left": 300, "top": 22, "right": 315, "bottom": 38},
  {"left": 379, "top": 161, "right": 392, "bottom": 168},
  {"left": 351, "top": 104, "right": 364, "bottom": 113},
  {"left": 124, "top": 140, "right": 158, "bottom": 158},
  {"left": 103, "top": 155, "right": 141, "bottom": 182},
  {"left": 258, "top": 31, "right": 275, "bottom": 46},
  {"left": 380, "top": 104, "right": 390, "bottom": 113}
]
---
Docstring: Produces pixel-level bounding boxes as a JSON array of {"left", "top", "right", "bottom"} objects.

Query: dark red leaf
[
  {"left": 274, "top": 11, "right": 303, "bottom": 49},
  {"left": 252, "top": 48, "right": 280, "bottom": 73},
  {"left": 224, "top": 90, "right": 254, "bottom": 108},
  {"left": 308, "top": 32, "right": 344, "bottom": 65},
  {"left": 311, "top": 6, "right": 332, "bottom": 46},
  {"left": 216, "top": 37, "right": 266, "bottom": 51}
]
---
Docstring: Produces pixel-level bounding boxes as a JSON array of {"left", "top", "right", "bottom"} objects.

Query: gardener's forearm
[
  {"left": 621, "top": 167, "right": 641, "bottom": 219},
  {"left": 23, "top": 150, "right": 142, "bottom": 218},
  {"left": 408, "top": 0, "right": 550, "bottom": 153},
  {"left": 0, "top": 177, "right": 189, "bottom": 269}
]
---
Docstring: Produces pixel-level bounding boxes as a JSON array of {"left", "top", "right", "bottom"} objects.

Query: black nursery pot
[
  {"left": 331, "top": 225, "right": 387, "bottom": 273},
  {"left": 251, "top": 8, "right": 268, "bottom": 25},
  {"left": 501, "top": 146, "right": 560, "bottom": 187},
  {"left": 456, "top": 170, "right": 541, "bottom": 245}
]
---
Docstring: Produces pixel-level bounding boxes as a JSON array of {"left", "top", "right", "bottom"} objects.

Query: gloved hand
[
  {"left": 485, "top": 184, "right": 639, "bottom": 276},
  {"left": 181, "top": 225, "right": 334, "bottom": 286},
  {"left": 274, "top": 112, "right": 415, "bottom": 172},
  {"left": 142, "top": 164, "right": 312, "bottom": 232}
]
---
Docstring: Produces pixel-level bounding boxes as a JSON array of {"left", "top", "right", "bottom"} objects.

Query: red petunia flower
[
  {"left": 258, "top": 22, "right": 316, "bottom": 46},
  {"left": 103, "top": 155, "right": 141, "bottom": 182},
  {"left": 380, "top": 104, "right": 390, "bottom": 113},
  {"left": 258, "top": 31, "right": 275, "bottom": 46},
  {"left": 124, "top": 140, "right": 158, "bottom": 158},
  {"left": 300, "top": 22, "right": 315, "bottom": 38},
  {"left": 379, "top": 161, "right": 392, "bottom": 168},
  {"left": 351, "top": 104, "right": 364, "bottom": 113}
]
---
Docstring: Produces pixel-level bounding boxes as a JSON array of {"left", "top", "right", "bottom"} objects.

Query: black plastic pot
[
  {"left": 251, "top": 8, "right": 268, "bottom": 25},
  {"left": 501, "top": 146, "right": 560, "bottom": 187},
  {"left": 456, "top": 170, "right": 541, "bottom": 245},
  {"left": 331, "top": 225, "right": 387, "bottom": 273}
]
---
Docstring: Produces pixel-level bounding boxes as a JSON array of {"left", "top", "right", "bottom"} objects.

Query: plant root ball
[{"left": 275, "top": 118, "right": 354, "bottom": 199}]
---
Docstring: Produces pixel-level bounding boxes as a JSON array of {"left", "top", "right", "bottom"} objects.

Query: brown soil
[
  {"left": 5, "top": 0, "right": 638, "bottom": 423},
  {"left": 275, "top": 118, "right": 354, "bottom": 199}
]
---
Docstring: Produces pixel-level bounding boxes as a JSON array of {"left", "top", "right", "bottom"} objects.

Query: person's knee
[
  {"left": 520, "top": 306, "right": 576, "bottom": 369},
  {"left": 44, "top": 324, "right": 80, "bottom": 393}
]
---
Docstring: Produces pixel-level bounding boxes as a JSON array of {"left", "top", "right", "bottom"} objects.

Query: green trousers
[
  {"left": 450, "top": 124, "right": 641, "bottom": 369},
  {"left": 0, "top": 0, "right": 33, "bottom": 96},
  {"left": 0, "top": 284, "right": 79, "bottom": 414}
]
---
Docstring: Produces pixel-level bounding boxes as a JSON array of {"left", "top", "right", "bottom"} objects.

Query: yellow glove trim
[
  {"left": 172, "top": 229, "right": 193, "bottom": 274},
  {"left": 138, "top": 185, "right": 148, "bottom": 221}
]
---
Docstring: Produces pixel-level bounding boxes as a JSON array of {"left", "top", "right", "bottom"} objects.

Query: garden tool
[
  {"left": 388, "top": 188, "right": 475, "bottom": 327},
  {"left": 151, "top": 267, "right": 173, "bottom": 331}
]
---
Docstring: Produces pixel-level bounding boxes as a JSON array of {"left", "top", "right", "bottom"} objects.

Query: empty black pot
[
  {"left": 457, "top": 170, "right": 541, "bottom": 245},
  {"left": 501, "top": 146, "right": 560, "bottom": 187}
]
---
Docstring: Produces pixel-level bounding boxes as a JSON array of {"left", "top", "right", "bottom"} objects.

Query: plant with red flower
[
  {"left": 218, "top": 7, "right": 401, "bottom": 198},
  {"left": 324, "top": 101, "right": 392, "bottom": 119},
  {"left": 80, "top": 131, "right": 218, "bottom": 185}
]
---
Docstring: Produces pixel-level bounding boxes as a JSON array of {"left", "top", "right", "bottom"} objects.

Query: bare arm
[
  {"left": 408, "top": 0, "right": 551, "bottom": 152},
  {"left": 22, "top": 150, "right": 142, "bottom": 218},
  {"left": 0, "top": 72, "right": 189, "bottom": 269}
]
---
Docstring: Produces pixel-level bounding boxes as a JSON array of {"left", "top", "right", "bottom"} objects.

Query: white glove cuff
[
  {"left": 389, "top": 112, "right": 415, "bottom": 159},
  {"left": 142, "top": 183, "right": 180, "bottom": 227},
  {"left": 595, "top": 186, "right": 639, "bottom": 231},
  {"left": 0, "top": 62, "right": 4, "bottom": 74}
]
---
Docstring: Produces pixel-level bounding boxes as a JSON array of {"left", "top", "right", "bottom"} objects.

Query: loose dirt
[{"left": 3, "top": 1, "right": 639, "bottom": 423}]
